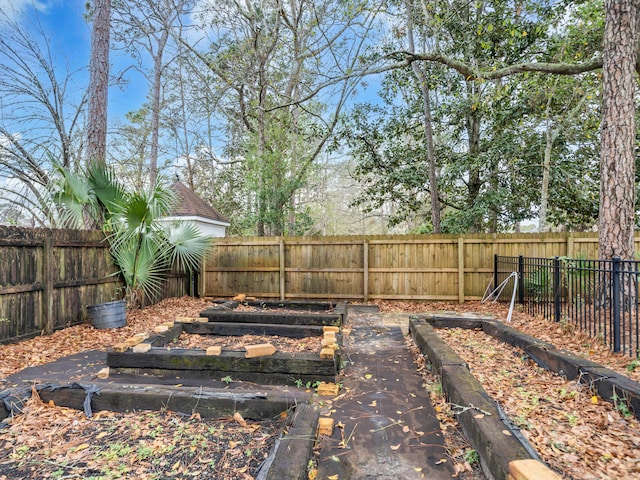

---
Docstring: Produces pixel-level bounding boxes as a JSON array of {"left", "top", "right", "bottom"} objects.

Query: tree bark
[
  {"left": 86, "top": 0, "right": 111, "bottom": 165},
  {"left": 465, "top": 90, "right": 482, "bottom": 233},
  {"left": 407, "top": 7, "right": 441, "bottom": 233},
  {"left": 598, "top": 0, "right": 638, "bottom": 260},
  {"left": 148, "top": 26, "right": 169, "bottom": 186}
]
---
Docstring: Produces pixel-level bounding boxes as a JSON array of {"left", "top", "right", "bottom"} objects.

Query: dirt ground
[
  {"left": 0, "top": 394, "right": 284, "bottom": 479},
  {"left": 2, "top": 297, "right": 640, "bottom": 479}
]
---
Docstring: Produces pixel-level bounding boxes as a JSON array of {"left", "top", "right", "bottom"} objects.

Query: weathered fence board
[
  {"left": 0, "top": 226, "right": 189, "bottom": 344},
  {"left": 203, "top": 233, "right": 640, "bottom": 303},
  {"left": 4, "top": 227, "right": 639, "bottom": 343}
]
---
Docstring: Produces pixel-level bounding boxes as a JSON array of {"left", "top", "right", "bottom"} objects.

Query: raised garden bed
[
  {"left": 200, "top": 300, "right": 347, "bottom": 329},
  {"left": 107, "top": 348, "right": 338, "bottom": 385},
  {"left": 410, "top": 312, "right": 640, "bottom": 480},
  {"left": 0, "top": 383, "right": 319, "bottom": 480},
  {"left": 420, "top": 312, "right": 640, "bottom": 420},
  {"left": 105, "top": 300, "right": 344, "bottom": 386}
]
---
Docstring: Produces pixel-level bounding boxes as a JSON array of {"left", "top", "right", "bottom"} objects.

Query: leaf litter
[
  {"left": 0, "top": 386, "right": 285, "bottom": 479},
  {"left": 379, "top": 300, "right": 640, "bottom": 480},
  {"left": 3, "top": 297, "right": 640, "bottom": 478}
]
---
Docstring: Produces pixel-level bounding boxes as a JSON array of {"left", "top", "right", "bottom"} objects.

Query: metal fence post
[
  {"left": 518, "top": 255, "right": 524, "bottom": 304},
  {"left": 553, "top": 256, "right": 561, "bottom": 323},
  {"left": 612, "top": 256, "right": 621, "bottom": 353}
]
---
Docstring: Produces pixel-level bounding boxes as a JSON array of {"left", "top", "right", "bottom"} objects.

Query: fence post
[
  {"left": 279, "top": 239, "right": 286, "bottom": 301},
  {"left": 517, "top": 255, "right": 524, "bottom": 304},
  {"left": 612, "top": 256, "right": 621, "bottom": 353},
  {"left": 198, "top": 248, "right": 206, "bottom": 298},
  {"left": 553, "top": 256, "right": 561, "bottom": 323},
  {"left": 42, "top": 237, "right": 54, "bottom": 334},
  {"left": 493, "top": 254, "right": 498, "bottom": 292},
  {"left": 363, "top": 239, "right": 369, "bottom": 303},
  {"left": 458, "top": 237, "right": 465, "bottom": 303}
]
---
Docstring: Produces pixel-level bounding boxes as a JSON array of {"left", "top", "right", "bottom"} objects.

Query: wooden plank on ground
[
  {"left": 259, "top": 403, "right": 320, "bottom": 480},
  {"left": 199, "top": 310, "right": 341, "bottom": 327},
  {"left": 36, "top": 384, "right": 309, "bottom": 420},
  {"left": 106, "top": 350, "right": 337, "bottom": 376},
  {"left": 183, "top": 322, "right": 324, "bottom": 338}
]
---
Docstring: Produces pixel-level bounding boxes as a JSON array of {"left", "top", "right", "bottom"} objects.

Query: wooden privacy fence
[
  {"left": 0, "top": 226, "right": 189, "bottom": 344},
  {"left": 202, "top": 232, "right": 640, "bottom": 302}
]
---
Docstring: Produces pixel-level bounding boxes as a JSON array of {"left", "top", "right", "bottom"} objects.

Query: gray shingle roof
[{"left": 169, "top": 181, "right": 230, "bottom": 224}]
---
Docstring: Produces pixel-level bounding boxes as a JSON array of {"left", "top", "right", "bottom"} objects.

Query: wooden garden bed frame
[{"left": 106, "top": 300, "right": 345, "bottom": 386}]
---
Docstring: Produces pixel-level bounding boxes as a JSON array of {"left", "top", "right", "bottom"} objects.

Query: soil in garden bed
[
  {"left": 0, "top": 388, "right": 286, "bottom": 480},
  {"left": 232, "top": 304, "right": 339, "bottom": 314},
  {"left": 168, "top": 332, "right": 323, "bottom": 354},
  {"left": 210, "top": 299, "right": 343, "bottom": 314},
  {"left": 436, "top": 327, "right": 640, "bottom": 480}
]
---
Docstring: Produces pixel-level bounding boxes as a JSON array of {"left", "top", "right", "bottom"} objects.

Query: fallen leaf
[
  {"left": 402, "top": 425, "right": 410, "bottom": 433},
  {"left": 233, "top": 412, "right": 247, "bottom": 427},
  {"left": 435, "top": 459, "right": 447, "bottom": 464},
  {"left": 390, "top": 444, "right": 401, "bottom": 451}
]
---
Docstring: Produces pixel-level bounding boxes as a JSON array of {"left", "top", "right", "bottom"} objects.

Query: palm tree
[{"left": 51, "top": 162, "right": 211, "bottom": 309}]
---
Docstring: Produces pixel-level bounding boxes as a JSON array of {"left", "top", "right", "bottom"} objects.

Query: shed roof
[{"left": 169, "top": 180, "right": 230, "bottom": 225}]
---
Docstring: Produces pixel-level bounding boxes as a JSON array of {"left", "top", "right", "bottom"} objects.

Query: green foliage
[
  {"left": 627, "top": 359, "right": 640, "bottom": 373},
  {"left": 561, "top": 254, "right": 596, "bottom": 303},
  {"left": 524, "top": 268, "right": 552, "bottom": 301},
  {"left": 340, "top": 0, "right": 604, "bottom": 234},
  {"left": 464, "top": 449, "right": 479, "bottom": 466},
  {"left": 50, "top": 162, "right": 211, "bottom": 309},
  {"left": 612, "top": 393, "right": 633, "bottom": 419}
]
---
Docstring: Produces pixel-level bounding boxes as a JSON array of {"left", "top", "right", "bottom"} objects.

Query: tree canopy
[{"left": 0, "top": 0, "right": 638, "bottom": 260}]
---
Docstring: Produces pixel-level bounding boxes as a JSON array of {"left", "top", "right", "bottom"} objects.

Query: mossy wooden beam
[
  {"left": 198, "top": 310, "right": 342, "bottom": 327},
  {"left": 35, "top": 383, "right": 309, "bottom": 420},
  {"left": 183, "top": 322, "right": 324, "bottom": 338},
  {"left": 106, "top": 349, "right": 337, "bottom": 377}
]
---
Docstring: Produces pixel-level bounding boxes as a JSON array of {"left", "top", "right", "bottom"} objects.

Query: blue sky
[
  {"left": 0, "top": 0, "right": 147, "bottom": 119},
  {"left": 0, "top": 0, "right": 385, "bottom": 143}
]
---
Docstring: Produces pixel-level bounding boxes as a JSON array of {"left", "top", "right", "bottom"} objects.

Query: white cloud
[{"left": 0, "top": 0, "right": 53, "bottom": 22}]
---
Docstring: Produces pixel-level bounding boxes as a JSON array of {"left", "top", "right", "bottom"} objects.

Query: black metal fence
[{"left": 493, "top": 255, "right": 640, "bottom": 357}]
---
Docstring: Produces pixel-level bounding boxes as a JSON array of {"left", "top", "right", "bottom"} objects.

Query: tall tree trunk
[
  {"left": 86, "top": 0, "right": 111, "bottom": 165},
  {"left": 148, "top": 27, "right": 169, "bottom": 186},
  {"left": 598, "top": 0, "right": 637, "bottom": 261},
  {"left": 465, "top": 96, "right": 483, "bottom": 233},
  {"left": 539, "top": 117, "right": 556, "bottom": 233},
  {"left": 407, "top": 8, "right": 441, "bottom": 233}
]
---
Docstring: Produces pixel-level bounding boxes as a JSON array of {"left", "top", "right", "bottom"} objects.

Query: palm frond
[{"left": 165, "top": 222, "right": 212, "bottom": 272}]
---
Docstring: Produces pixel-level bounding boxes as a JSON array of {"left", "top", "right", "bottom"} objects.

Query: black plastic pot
[{"left": 87, "top": 300, "right": 126, "bottom": 329}]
